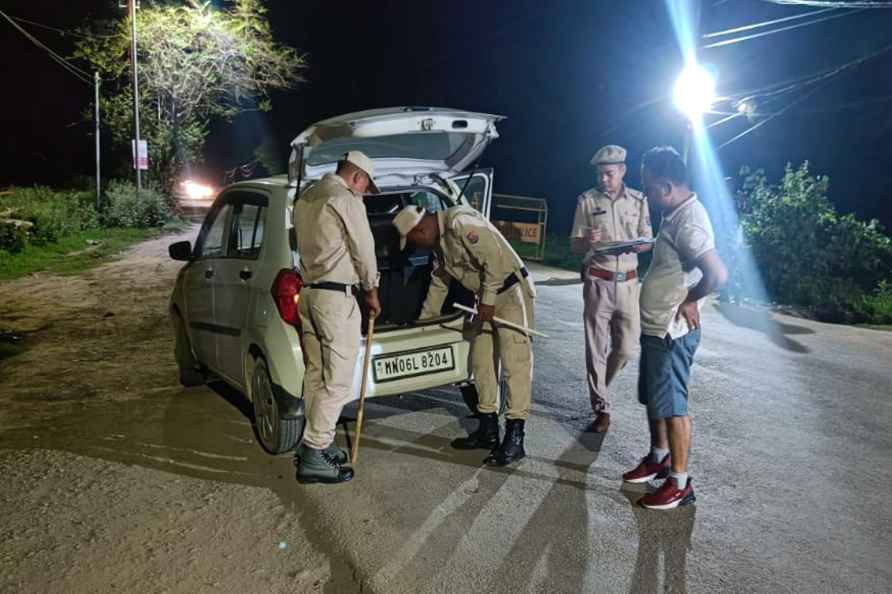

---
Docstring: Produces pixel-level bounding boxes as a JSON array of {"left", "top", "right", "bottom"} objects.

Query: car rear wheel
[
  {"left": 251, "top": 357, "right": 302, "bottom": 454},
  {"left": 173, "top": 313, "right": 206, "bottom": 387}
]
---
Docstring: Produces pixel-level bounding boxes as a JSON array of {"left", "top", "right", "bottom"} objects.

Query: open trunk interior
[{"left": 359, "top": 190, "right": 474, "bottom": 332}]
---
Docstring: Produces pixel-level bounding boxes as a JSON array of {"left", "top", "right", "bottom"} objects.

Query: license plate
[{"left": 372, "top": 346, "right": 455, "bottom": 383}]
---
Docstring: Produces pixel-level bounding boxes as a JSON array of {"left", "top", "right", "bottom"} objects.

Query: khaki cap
[
  {"left": 344, "top": 150, "right": 380, "bottom": 193},
  {"left": 393, "top": 205, "right": 426, "bottom": 250},
  {"left": 591, "top": 145, "right": 627, "bottom": 166}
]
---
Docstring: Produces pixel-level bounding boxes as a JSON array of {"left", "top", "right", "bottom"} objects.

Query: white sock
[
  {"left": 650, "top": 447, "right": 669, "bottom": 463},
  {"left": 670, "top": 471, "right": 688, "bottom": 489}
]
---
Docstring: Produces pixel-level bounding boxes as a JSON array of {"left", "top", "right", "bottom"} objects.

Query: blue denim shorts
[{"left": 638, "top": 329, "right": 701, "bottom": 419}]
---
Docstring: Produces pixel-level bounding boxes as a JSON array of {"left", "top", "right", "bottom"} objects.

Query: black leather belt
[
  {"left": 498, "top": 267, "right": 529, "bottom": 294},
  {"left": 308, "top": 282, "right": 355, "bottom": 293}
]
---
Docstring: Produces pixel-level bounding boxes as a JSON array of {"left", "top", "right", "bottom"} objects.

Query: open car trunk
[{"left": 359, "top": 190, "right": 474, "bottom": 332}]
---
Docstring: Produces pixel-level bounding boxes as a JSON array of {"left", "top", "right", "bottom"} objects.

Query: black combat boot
[
  {"left": 451, "top": 412, "right": 500, "bottom": 450},
  {"left": 294, "top": 445, "right": 354, "bottom": 485},
  {"left": 484, "top": 419, "right": 526, "bottom": 466}
]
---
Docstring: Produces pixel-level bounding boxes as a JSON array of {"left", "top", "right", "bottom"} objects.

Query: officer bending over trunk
[{"left": 394, "top": 204, "right": 536, "bottom": 466}]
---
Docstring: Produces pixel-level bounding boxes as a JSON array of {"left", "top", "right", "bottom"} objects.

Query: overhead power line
[
  {"left": 8, "top": 15, "right": 92, "bottom": 38},
  {"left": 714, "top": 41, "right": 892, "bottom": 147},
  {"left": 709, "top": 94, "right": 892, "bottom": 117},
  {"left": 761, "top": 1, "right": 892, "bottom": 7},
  {"left": 703, "top": 7, "right": 837, "bottom": 38},
  {"left": 702, "top": 8, "right": 866, "bottom": 48},
  {"left": 716, "top": 81, "right": 827, "bottom": 149},
  {"left": 8, "top": 14, "right": 120, "bottom": 40},
  {"left": 0, "top": 9, "right": 91, "bottom": 84},
  {"left": 728, "top": 40, "right": 892, "bottom": 104}
]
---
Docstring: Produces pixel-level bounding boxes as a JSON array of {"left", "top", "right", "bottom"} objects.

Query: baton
[
  {"left": 351, "top": 316, "right": 375, "bottom": 465},
  {"left": 452, "top": 303, "right": 549, "bottom": 339}
]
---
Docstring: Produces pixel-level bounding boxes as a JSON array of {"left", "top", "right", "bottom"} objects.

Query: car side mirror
[{"left": 169, "top": 241, "right": 192, "bottom": 261}]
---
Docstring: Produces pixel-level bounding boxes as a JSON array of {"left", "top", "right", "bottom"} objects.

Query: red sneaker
[
  {"left": 622, "top": 453, "right": 671, "bottom": 483},
  {"left": 639, "top": 478, "right": 696, "bottom": 510}
]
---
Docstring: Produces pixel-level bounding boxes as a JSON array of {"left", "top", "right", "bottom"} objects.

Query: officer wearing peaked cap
[
  {"left": 570, "top": 144, "right": 653, "bottom": 433},
  {"left": 292, "top": 150, "right": 381, "bottom": 484},
  {"left": 394, "top": 204, "right": 536, "bottom": 467}
]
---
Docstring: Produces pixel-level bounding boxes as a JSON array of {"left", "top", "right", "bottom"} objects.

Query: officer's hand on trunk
[
  {"left": 477, "top": 303, "right": 495, "bottom": 322},
  {"left": 365, "top": 288, "right": 382, "bottom": 319}
]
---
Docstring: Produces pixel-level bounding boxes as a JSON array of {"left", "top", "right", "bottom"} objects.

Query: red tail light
[{"left": 272, "top": 269, "right": 303, "bottom": 326}]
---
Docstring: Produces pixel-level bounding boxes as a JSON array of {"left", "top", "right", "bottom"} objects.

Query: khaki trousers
[
  {"left": 299, "top": 288, "right": 360, "bottom": 449},
  {"left": 467, "top": 284, "right": 535, "bottom": 420},
  {"left": 583, "top": 277, "right": 640, "bottom": 414}
]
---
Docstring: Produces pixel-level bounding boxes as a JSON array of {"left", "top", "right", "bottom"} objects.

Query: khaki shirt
[
  {"left": 569, "top": 186, "right": 652, "bottom": 274},
  {"left": 293, "top": 173, "right": 379, "bottom": 290},
  {"left": 420, "top": 206, "right": 534, "bottom": 318}
]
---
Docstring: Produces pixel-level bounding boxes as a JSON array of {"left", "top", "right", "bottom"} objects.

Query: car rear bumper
[{"left": 355, "top": 317, "right": 470, "bottom": 399}]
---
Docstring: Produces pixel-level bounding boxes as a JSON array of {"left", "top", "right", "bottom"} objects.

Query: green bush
[
  {"left": 1, "top": 186, "right": 101, "bottom": 245},
  {"left": 737, "top": 163, "right": 892, "bottom": 324},
  {"left": 0, "top": 221, "right": 28, "bottom": 253},
  {"left": 101, "top": 179, "right": 174, "bottom": 228}
]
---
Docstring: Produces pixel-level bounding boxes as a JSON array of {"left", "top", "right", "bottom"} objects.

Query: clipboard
[{"left": 590, "top": 238, "right": 655, "bottom": 256}]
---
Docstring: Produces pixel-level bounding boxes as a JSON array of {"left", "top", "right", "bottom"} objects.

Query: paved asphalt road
[
  {"left": 303, "top": 283, "right": 892, "bottom": 594},
  {"left": 2, "top": 237, "right": 890, "bottom": 592}
]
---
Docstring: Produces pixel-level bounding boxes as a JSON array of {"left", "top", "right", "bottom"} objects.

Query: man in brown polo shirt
[{"left": 570, "top": 145, "right": 653, "bottom": 433}]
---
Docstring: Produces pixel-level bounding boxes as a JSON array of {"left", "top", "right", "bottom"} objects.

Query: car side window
[
  {"left": 455, "top": 176, "right": 487, "bottom": 211},
  {"left": 229, "top": 202, "right": 266, "bottom": 259},
  {"left": 194, "top": 204, "right": 233, "bottom": 259}
]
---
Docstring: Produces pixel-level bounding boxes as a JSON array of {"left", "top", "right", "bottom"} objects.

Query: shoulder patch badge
[{"left": 466, "top": 230, "right": 479, "bottom": 245}]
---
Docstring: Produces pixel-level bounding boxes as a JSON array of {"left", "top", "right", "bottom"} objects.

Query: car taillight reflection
[{"left": 272, "top": 269, "right": 303, "bottom": 326}]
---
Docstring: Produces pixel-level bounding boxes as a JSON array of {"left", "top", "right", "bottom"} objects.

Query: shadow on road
[
  {"left": 714, "top": 302, "right": 814, "bottom": 354},
  {"left": 620, "top": 487, "right": 696, "bottom": 594},
  {"left": 488, "top": 441, "right": 599, "bottom": 593}
]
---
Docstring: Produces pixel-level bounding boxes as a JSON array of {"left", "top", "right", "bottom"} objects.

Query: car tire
[
  {"left": 460, "top": 377, "right": 509, "bottom": 417},
  {"left": 173, "top": 313, "right": 206, "bottom": 387},
  {"left": 251, "top": 356, "right": 302, "bottom": 454}
]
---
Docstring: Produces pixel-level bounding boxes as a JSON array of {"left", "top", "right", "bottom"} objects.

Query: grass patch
[
  {"left": 0, "top": 227, "right": 160, "bottom": 280},
  {"left": 0, "top": 182, "right": 182, "bottom": 281}
]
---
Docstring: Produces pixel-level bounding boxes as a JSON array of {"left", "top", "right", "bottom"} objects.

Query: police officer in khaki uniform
[
  {"left": 394, "top": 204, "right": 536, "bottom": 466},
  {"left": 293, "top": 151, "right": 381, "bottom": 484},
  {"left": 570, "top": 145, "right": 653, "bottom": 433}
]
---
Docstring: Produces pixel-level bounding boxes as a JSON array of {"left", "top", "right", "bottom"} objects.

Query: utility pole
[
  {"left": 129, "top": 0, "right": 142, "bottom": 196},
  {"left": 94, "top": 72, "right": 101, "bottom": 210}
]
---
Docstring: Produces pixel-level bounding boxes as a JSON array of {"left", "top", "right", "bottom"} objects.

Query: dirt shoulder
[{"left": 0, "top": 227, "right": 359, "bottom": 594}]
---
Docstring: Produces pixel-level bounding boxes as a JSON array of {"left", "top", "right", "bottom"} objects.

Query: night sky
[{"left": 2, "top": 0, "right": 891, "bottom": 233}]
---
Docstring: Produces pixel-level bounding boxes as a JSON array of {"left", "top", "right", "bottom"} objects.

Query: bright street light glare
[
  {"left": 181, "top": 179, "right": 215, "bottom": 200},
  {"left": 673, "top": 63, "right": 717, "bottom": 120}
]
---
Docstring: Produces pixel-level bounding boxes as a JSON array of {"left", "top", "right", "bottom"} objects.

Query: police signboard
[{"left": 495, "top": 220, "right": 542, "bottom": 244}]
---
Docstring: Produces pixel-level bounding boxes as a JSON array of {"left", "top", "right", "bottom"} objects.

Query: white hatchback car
[{"left": 169, "top": 107, "right": 506, "bottom": 454}]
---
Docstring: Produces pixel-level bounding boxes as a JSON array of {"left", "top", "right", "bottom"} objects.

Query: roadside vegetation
[
  {"left": 730, "top": 163, "right": 892, "bottom": 325},
  {"left": 0, "top": 181, "right": 181, "bottom": 280}
]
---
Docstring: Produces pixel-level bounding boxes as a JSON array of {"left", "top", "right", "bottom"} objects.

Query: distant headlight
[{"left": 181, "top": 180, "right": 215, "bottom": 200}]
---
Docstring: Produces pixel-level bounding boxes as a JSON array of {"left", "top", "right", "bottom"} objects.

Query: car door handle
[
  {"left": 204, "top": 267, "right": 214, "bottom": 279},
  {"left": 239, "top": 268, "right": 253, "bottom": 281}
]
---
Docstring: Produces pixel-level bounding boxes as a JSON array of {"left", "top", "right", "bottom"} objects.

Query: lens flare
[{"left": 666, "top": 0, "right": 770, "bottom": 305}]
